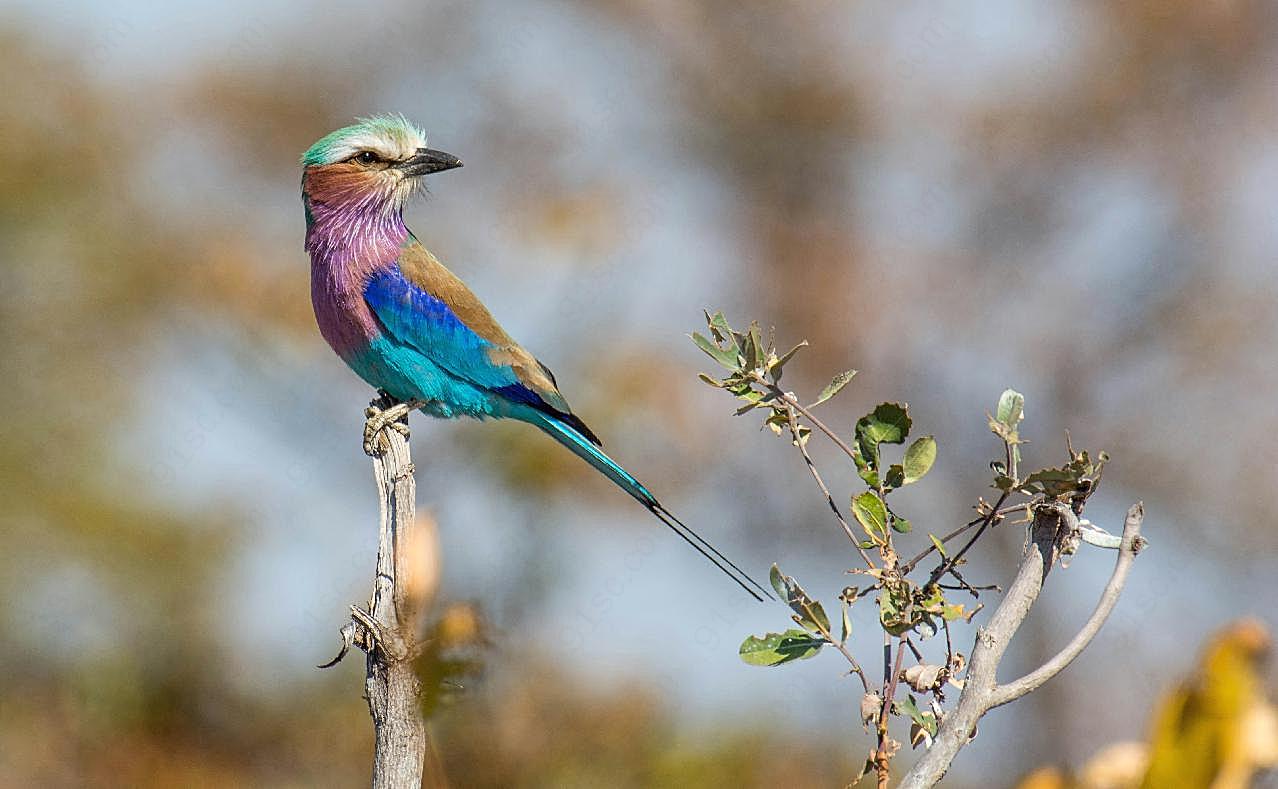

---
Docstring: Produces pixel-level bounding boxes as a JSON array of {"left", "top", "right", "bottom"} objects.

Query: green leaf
[
  {"left": 743, "top": 322, "right": 764, "bottom": 370},
  {"left": 928, "top": 533, "right": 948, "bottom": 560},
  {"left": 987, "top": 416, "right": 1016, "bottom": 443},
  {"left": 991, "top": 388, "right": 1022, "bottom": 468},
  {"left": 897, "top": 694, "right": 923, "bottom": 723},
  {"left": 878, "top": 580, "right": 915, "bottom": 636},
  {"left": 706, "top": 310, "right": 735, "bottom": 343},
  {"left": 769, "top": 564, "right": 831, "bottom": 634},
  {"left": 763, "top": 412, "right": 788, "bottom": 435},
  {"left": 996, "top": 389, "right": 1025, "bottom": 428},
  {"left": 990, "top": 389, "right": 1025, "bottom": 467},
  {"left": 918, "top": 590, "right": 951, "bottom": 632},
  {"left": 813, "top": 369, "right": 857, "bottom": 406},
  {"left": 733, "top": 389, "right": 774, "bottom": 415},
  {"left": 1022, "top": 465, "right": 1084, "bottom": 496},
  {"left": 852, "top": 445, "right": 879, "bottom": 486},
  {"left": 902, "top": 436, "right": 937, "bottom": 484},
  {"left": 697, "top": 372, "right": 725, "bottom": 388},
  {"left": 855, "top": 402, "right": 911, "bottom": 467},
  {"left": 884, "top": 464, "right": 905, "bottom": 489},
  {"left": 892, "top": 515, "right": 912, "bottom": 534},
  {"left": 769, "top": 564, "right": 786, "bottom": 599},
  {"left": 840, "top": 600, "right": 852, "bottom": 645},
  {"left": 691, "top": 332, "right": 739, "bottom": 370},
  {"left": 859, "top": 402, "right": 912, "bottom": 443},
  {"left": 771, "top": 340, "right": 808, "bottom": 377},
  {"left": 739, "top": 629, "right": 825, "bottom": 666},
  {"left": 852, "top": 492, "right": 888, "bottom": 543},
  {"left": 897, "top": 694, "right": 939, "bottom": 740}
]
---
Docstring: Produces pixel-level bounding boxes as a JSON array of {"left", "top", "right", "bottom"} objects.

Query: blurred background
[{"left": 2, "top": 0, "right": 1275, "bottom": 786}]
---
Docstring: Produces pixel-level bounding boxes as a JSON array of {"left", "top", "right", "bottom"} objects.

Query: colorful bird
[{"left": 301, "top": 114, "right": 769, "bottom": 601}]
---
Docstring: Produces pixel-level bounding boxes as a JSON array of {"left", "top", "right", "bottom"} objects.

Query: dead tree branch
[
  {"left": 898, "top": 502, "right": 1146, "bottom": 789},
  {"left": 321, "top": 394, "right": 430, "bottom": 789}
]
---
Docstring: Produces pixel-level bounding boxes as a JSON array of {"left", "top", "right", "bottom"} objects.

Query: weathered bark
[
  {"left": 322, "top": 396, "right": 430, "bottom": 789},
  {"left": 898, "top": 502, "right": 1146, "bottom": 788},
  {"left": 365, "top": 404, "right": 426, "bottom": 789}
]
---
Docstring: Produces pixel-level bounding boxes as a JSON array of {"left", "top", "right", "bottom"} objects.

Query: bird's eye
[{"left": 355, "top": 151, "right": 379, "bottom": 165}]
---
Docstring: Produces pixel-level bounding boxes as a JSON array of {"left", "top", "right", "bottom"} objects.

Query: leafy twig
[
  {"left": 784, "top": 403, "right": 875, "bottom": 568},
  {"left": 695, "top": 315, "right": 1143, "bottom": 787},
  {"left": 751, "top": 372, "right": 861, "bottom": 464}
]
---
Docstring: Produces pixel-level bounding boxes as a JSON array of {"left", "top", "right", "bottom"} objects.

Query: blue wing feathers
[
  {"left": 363, "top": 262, "right": 770, "bottom": 601},
  {"left": 364, "top": 265, "right": 516, "bottom": 391},
  {"left": 363, "top": 265, "right": 597, "bottom": 444}
]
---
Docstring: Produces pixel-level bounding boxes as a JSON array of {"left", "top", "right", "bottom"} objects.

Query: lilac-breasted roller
[{"left": 302, "top": 115, "right": 768, "bottom": 601}]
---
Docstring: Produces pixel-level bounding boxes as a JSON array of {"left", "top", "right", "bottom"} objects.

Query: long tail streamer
[{"left": 532, "top": 413, "right": 774, "bottom": 602}]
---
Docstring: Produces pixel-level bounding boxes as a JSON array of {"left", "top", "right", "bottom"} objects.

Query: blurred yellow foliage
[
  {"left": 1016, "top": 619, "right": 1277, "bottom": 789},
  {"left": 1142, "top": 618, "right": 1275, "bottom": 789}
]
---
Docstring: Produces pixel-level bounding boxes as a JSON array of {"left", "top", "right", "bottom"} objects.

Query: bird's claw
[
  {"left": 362, "top": 395, "right": 425, "bottom": 456},
  {"left": 317, "top": 606, "right": 402, "bottom": 668}
]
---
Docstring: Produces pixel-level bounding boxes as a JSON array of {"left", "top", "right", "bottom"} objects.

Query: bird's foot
[
  {"left": 316, "top": 605, "right": 407, "bottom": 668},
  {"left": 363, "top": 392, "right": 427, "bottom": 456}
]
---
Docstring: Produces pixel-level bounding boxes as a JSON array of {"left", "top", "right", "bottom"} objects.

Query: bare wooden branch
[
  {"left": 321, "top": 395, "right": 429, "bottom": 789},
  {"left": 988, "top": 503, "right": 1146, "bottom": 708},
  {"left": 898, "top": 502, "right": 1146, "bottom": 789},
  {"left": 366, "top": 402, "right": 427, "bottom": 789}
]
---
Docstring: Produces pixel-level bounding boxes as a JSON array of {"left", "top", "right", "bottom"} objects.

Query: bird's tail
[{"left": 531, "top": 413, "right": 773, "bottom": 602}]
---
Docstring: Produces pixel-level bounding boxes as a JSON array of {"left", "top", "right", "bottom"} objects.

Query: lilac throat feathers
[{"left": 305, "top": 194, "right": 409, "bottom": 356}]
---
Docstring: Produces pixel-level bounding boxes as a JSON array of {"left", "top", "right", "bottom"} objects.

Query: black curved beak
[{"left": 397, "top": 147, "right": 463, "bottom": 177}]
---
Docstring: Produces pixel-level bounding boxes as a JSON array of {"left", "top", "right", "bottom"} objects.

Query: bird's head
[{"left": 300, "top": 114, "right": 462, "bottom": 214}]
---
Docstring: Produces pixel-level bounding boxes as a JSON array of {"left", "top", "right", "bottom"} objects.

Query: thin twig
[
  {"left": 938, "top": 580, "right": 1000, "bottom": 594},
  {"left": 785, "top": 396, "right": 861, "bottom": 464},
  {"left": 875, "top": 639, "right": 908, "bottom": 788},
  {"left": 882, "top": 633, "right": 893, "bottom": 692},
  {"left": 944, "top": 566, "right": 995, "bottom": 599},
  {"left": 795, "top": 595, "right": 872, "bottom": 691},
  {"left": 784, "top": 404, "right": 875, "bottom": 567},
  {"left": 942, "top": 617, "right": 954, "bottom": 675},
  {"left": 900, "top": 503, "right": 1025, "bottom": 574},
  {"left": 924, "top": 491, "right": 1011, "bottom": 587},
  {"left": 752, "top": 373, "right": 861, "bottom": 464},
  {"left": 834, "top": 640, "right": 872, "bottom": 693}
]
